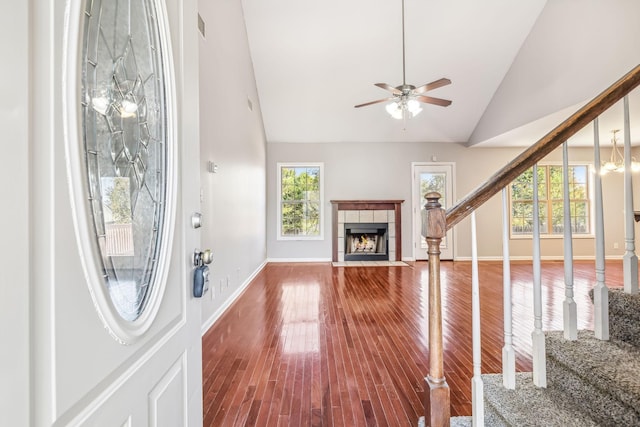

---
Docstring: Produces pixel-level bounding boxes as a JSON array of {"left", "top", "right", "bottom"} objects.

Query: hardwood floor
[{"left": 202, "top": 260, "right": 625, "bottom": 426}]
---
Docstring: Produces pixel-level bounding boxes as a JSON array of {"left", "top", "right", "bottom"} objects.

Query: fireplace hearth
[{"left": 344, "top": 223, "right": 388, "bottom": 261}]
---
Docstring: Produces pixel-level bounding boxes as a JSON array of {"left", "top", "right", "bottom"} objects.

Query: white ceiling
[{"left": 240, "top": 0, "right": 640, "bottom": 147}]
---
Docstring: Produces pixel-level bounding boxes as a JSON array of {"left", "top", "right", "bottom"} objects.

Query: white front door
[
  {"left": 412, "top": 163, "right": 455, "bottom": 260},
  {"left": 18, "top": 1, "right": 203, "bottom": 425}
]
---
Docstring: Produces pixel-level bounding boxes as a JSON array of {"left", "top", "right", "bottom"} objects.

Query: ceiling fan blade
[
  {"left": 374, "top": 83, "right": 402, "bottom": 95},
  {"left": 416, "top": 95, "right": 452, "bottom": 107},
  {"left": 354, "top": 97, "right": 394, "bottom": 108},
  {"left": 413, "top": 78, "right": 452, "bottom": 94}
]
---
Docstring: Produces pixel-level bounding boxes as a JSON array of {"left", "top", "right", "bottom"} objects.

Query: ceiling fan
[{"left": 354, "top": 0, "right": 452, "bottom": 119}]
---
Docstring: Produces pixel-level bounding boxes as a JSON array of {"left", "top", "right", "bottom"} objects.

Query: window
[
  {"left": 510, "top": 164, "right": 591, "bottom": 237},
  {"left": 277, "top": 163, "right": 324, "bottom": 240},
  {"left": 79, "top": 0, "right": 173, "bottom": 333}
]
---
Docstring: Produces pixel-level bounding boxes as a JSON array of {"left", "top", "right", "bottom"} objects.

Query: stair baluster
[
  {"left": 593, "top": 117, "right": 609, "bottom": 340},
  {"left": 622, "top": 95, "right": 639, "bottom": 294},
  {"left": 562, "top": 141, "right": 578, "bottom": 340},
  {"left": 531, "top": 164, "right": 547, "bottom": 387},
  {"left": 470, "top": 211, "right": 485, "bottom": 426},
  {"left": 501, "top": 188, "right": 515, "bottom": 389}
]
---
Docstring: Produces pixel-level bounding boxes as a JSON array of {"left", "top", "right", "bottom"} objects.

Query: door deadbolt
[{"left": 191, "top": 212, "right": 203, "bottom": 229}]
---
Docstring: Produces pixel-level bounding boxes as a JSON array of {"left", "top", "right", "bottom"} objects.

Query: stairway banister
[{"left": 446, "top": 63, "right": 640, "bottom": 230}]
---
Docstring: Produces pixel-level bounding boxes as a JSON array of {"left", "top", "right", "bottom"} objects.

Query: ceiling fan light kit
[
  {"left": 354, "top": 0, "right": 452, "bottom": 120},
  {"left": 386, "top": 97, "right": 422, "bottom": 120}
]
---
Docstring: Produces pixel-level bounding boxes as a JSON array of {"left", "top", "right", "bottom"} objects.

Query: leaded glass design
[
  {"left": 81, "top": 0, "right": 168, "bottom": 321},
  {"left": 419, "top": 172, "right": 449, "bottom": 249}
]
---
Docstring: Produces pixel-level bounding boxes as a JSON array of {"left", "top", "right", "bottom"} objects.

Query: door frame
[
  {"left": 412, "top": 162, "right": 456, "bottom": 261},
  {"left": 1, "top": 2, "right": 30, "bottom": 424}
]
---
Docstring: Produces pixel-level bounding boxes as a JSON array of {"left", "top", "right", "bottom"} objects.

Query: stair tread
[
  {"left": 483, "top": 372, "right": 598, "bottom": 426},
  {"left": 450, "top": 411, "right": 508, "bottom": 427}
]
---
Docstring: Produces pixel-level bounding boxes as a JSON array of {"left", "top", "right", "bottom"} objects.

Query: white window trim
[
  {"left": 276, "top": 162, "right": 324, "bottom": 241},
  {"left": 509, "top": 162, "right": 595, "bottom": 240}
]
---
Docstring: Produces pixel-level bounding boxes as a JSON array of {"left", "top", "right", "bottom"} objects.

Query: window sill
[
  {"left": 277, "top": 235, "right": 324, "bottom": 241},
  {"left": 510, "top": 234, "right": 595, "bottom": 240}
]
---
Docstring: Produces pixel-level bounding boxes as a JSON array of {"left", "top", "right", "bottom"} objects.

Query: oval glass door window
[{"left": 78, "top": 0, "right": 175, "bottom": 334}]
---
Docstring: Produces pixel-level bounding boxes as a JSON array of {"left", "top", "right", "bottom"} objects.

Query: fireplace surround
[{"left": 330, "top": 200, "right": 403, "bottom": 262}]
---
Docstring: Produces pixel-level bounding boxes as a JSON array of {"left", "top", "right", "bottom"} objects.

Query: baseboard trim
[
  {"left": 266, "top": 257, "right": 332, "bottom": 263},
  {"left": 453, "top": 255, "right": 624, "bottom": 261},
  {"left": 200, "top": 260, "right": 267, "bottom": 336}
]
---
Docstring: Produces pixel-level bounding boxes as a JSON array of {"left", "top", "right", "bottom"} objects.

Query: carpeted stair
[
  {"left": 476, "top": 290, "right": 640, "bottom": 426},
  {"left": 482, "top": 372, "right": 598, "bottom": 426},
  {"left": 546, "top": 330, "right": 640, "bottom": 426},
  {"left": 609, "top": 288, "right": 640, "bottom": 348}
]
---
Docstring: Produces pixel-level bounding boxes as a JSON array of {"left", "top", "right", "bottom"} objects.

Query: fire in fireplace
[{"left": 344, "top": 223, "right": 388, "bottom": 261}]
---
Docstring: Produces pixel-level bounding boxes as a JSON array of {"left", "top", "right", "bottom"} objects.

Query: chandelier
[{"left": 601, "top": 129, "right": 640, "bottom": 174}]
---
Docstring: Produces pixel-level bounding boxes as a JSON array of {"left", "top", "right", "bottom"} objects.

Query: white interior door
[
  {"left": 413, "top": 163, "right": 455, "bottom": 260},
  {"left": 24, "top": 1, "right": 203, "bottom": 425}
]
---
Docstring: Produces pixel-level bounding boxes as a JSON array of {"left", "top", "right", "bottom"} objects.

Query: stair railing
[
  {"left": 422, "top": 64, "right": 640, "bottom": 427},
  {"left": 446, "top": 65, "right": 640, "bottom": 230}
]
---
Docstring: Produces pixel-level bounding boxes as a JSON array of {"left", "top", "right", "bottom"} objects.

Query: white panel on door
[{"left": 149, "top": 354, "right": 187, "bottom": 427}]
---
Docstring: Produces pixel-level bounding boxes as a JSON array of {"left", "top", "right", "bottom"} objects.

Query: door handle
[{"left": 193, "top": 249, "right": 213, "bottom": 267}]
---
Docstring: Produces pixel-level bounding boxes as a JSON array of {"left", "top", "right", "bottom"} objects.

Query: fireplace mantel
[{"left": 330, "top": 200, "right": 403, "bottom": 262}]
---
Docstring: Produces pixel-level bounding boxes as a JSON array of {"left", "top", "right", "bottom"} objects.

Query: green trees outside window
[
  {"left": 278, "top": 164, "right": 323, "bottom": 238},
  {"left": 510, "top": 165, "right": 590, "bottom": 236}
]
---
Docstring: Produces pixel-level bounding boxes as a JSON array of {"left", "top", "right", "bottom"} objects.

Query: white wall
[
  {"left": 267, "top": 141, "right": 636, "bottom": 261},
  {"left": 471, "top": 0, "right": 640, "bottom": 144},
  {"left": 198, "top": 0, "right": 267, "bottom": 329}
]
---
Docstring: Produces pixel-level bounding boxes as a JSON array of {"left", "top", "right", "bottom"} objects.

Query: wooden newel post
[{"left": 421, "top": 192, "right": 450, "bottom": 427}]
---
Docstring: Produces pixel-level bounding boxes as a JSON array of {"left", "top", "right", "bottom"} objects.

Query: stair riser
[
  {"left": 483, "top": 401, "right": 510, "bottom": 427},
  {"left": 609, "top": 311, "right": 640, "bottom": 348},
  {"left": 606, "top": 288, "right": 640, "bottom": 348}
]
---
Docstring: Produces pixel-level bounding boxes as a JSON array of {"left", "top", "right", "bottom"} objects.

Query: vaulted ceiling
[{"left": 240, "top": 0, "right": 640, "bottom": 147}]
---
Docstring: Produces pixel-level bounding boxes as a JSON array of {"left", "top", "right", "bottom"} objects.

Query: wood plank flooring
[{"left": 202, "top": 260, "right": 625, "bottom": 426}]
